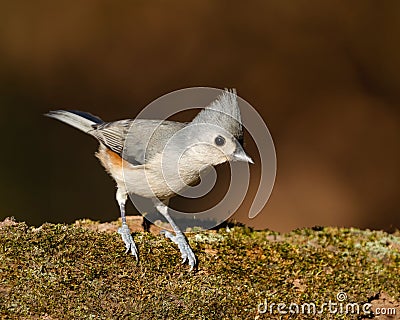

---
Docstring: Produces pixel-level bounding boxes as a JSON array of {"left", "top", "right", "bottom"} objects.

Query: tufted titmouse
[{"left": 45, "top": 89, "right": 253, "bottom": 270}]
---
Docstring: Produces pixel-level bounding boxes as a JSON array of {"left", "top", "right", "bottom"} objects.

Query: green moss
[{"left": 0, "top": 219, "right": 398, "bottom": 319}]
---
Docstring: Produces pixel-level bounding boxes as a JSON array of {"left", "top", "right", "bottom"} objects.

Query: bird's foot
[
  {"left": 118, "top": 223, "right": 139, "bottom": 261},
  {"left": 161, "top": 230, "right": 197, "bottom": 271}
]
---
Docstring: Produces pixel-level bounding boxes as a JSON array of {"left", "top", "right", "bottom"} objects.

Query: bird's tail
[{"left": 45, "top": 110, "right": 104, "bottom": 133}]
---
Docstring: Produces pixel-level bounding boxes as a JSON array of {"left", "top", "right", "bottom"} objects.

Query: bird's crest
[{"left": 190, "top": 89, "right": 243, "bottom": 141}]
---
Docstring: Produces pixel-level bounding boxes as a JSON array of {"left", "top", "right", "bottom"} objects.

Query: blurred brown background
[{"left": 0, "top": 1, "right": 399, "bottom": 232}]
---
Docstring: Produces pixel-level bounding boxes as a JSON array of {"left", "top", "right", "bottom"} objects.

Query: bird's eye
[{"left": 214, "top": 135, "right": 226, "bottom": 146}]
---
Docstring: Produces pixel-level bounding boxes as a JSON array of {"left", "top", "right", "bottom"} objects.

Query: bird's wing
[
  {"left": 90, "top": 119, "right": 186, "bottom": 165},
  {"left": 90, "top": 119, "right": 132, "bottom": 158}
]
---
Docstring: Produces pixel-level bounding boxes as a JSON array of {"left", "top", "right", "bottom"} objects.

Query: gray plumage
[
  {"left": 191, "top": 89, "right": 243, "bottom": 143},
  {"left": 45, "top": 111, "right": 187, "bottom": 165},
  {"left": 93, "top": 119, "right": 187, "bottom": 165},
  {"left": 45, "top": 89, "right": 253, "bottom": 271}
]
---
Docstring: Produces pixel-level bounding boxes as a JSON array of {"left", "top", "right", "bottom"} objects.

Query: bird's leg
[
  {"left": 116, "top": 187, "right": 139, "bottom": 260},
  {"left": 155, "top": 201, "right": 197, "bottom": 270},
  {"left": 142, "top": 216, "right": 152, "bottom": 233}
]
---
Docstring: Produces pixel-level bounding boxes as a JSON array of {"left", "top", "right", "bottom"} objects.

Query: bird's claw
[
  {"left": 161, "top": 230, "right": 197, "bottom": 271},
  {"left": 118, "top": 223, "right": 139, "bottom": 261}
]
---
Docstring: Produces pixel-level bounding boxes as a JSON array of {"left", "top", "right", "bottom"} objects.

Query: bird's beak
[{"left": 232, "top": 148, "right": 254, "bottom": 164}]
